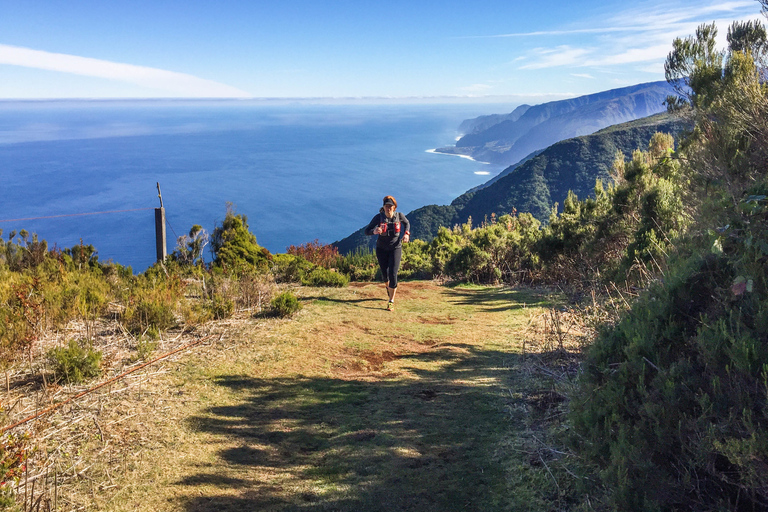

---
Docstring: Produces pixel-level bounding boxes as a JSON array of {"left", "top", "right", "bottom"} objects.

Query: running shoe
[{"left": 387, "top": 301, "right": 394, "bottom": 311}]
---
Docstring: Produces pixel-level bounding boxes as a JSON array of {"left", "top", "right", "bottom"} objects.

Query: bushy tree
[
  {"left": 211, "top": 205, "right": 271, "bottom": 272},
  {"left": 666, "top": 20, "right": 768, "bottom": 200},
  {"left": 536, "top": 184, "right": 613, "bottom": 283}
]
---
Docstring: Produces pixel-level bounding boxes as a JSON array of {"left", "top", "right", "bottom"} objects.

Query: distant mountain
[
  {"left": 434, "top": 81, "right": 675, "bottom": 166},
  {"left": 457, "top": 104, "right": 531, "bottom": 136},
  {"left": 334, "top": 112, "right": 689, "bottom": 254}
]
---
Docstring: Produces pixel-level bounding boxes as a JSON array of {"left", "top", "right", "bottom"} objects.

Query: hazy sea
[{"left": 0, "top": 100, "right": 511, "bottom": 271}]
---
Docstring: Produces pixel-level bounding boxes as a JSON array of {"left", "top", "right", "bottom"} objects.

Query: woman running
[{"left": 364, "top": 195, "right": 410, "bottom": 311}]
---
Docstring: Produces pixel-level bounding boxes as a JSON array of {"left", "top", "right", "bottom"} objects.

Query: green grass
[{"left": 54, "top": 281, "right": 576, "bottom": 512}]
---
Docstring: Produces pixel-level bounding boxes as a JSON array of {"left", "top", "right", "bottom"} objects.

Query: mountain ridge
[{"left": 434, "top": 81, "right": 674, "bottom": 166}]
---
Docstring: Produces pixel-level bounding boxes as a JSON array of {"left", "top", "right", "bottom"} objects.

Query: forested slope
[{"left": 335, "top": 112, "right": 687, "bottom": 254}]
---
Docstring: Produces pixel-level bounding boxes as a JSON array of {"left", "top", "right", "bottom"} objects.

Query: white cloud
[
  {"left": 507, "top": 0, "right": 765, "bottom": 74},
  {"left": 571, "top": 73, "right": 595, "bottom": 79},
  {"left": 0, "top": 44, "right": 251, "bottom": 98},
  {"left": 479, "top": 1, "right": 759, "bottom": 40},
  {"left": 585, "top": 44, "right": 672, "bottom": 66},
  {"left": 519, "top": 46, "right": 592, "bottom": 70}
]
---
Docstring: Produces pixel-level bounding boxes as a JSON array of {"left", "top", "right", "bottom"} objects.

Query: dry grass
[{"left": 2, "top": 281, "right": 575, "bottom": 512}]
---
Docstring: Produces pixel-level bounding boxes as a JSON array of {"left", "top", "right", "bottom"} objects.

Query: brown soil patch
[{"left": 357, "top": 350, "right": 400, "bottom": 371}]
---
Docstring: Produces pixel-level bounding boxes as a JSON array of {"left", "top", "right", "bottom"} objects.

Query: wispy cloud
[
  {"left": 476, "top": 1, "right": 762, "bottom": 73},
  {"left": 571, "top": 73, "right": 595, "bottom": 79},
  {"left": 585, "top": 44, "right": 672, "bottom": 66},
  {"left": 519, "top": 46, "right": 592, "bottom": 70},
  {"left": 474, "top": 1, "right": 757, "bottom": 39},
  {"left": 0, "top": 44, "right": 251, "bottom": 98}
]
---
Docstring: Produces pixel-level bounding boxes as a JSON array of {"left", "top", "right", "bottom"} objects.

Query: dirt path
[{"left": 45, "top": 282, "right": 556, "bottom": 511}]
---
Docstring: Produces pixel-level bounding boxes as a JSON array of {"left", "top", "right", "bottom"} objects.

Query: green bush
[
  {"left": 273, "top": 254, "right": 349, "bottom": 287},
  {"left": 48, "top": 339, "right": 102, "bottom": 384},
  {"left": 0, "top": 488, "right": 18, "bottom": 510},
  {"left": 271, "top": 254, "right": 314, "bottom": 283},
  {"left": 270, "top": 291, "right": 302, "bottom": 318},
  {"left": 211, "top": 205, "right": 271, "bottom": 272},
  {"left": 124, "top": 298, "right": 176, "bottom": 334},
  {"left": 570, "top": 190, "right": 768, "bottom": 510},
  {"left": 133, "top": 336, "right": 158, "bottom": 362},
  {"left": 401, "top": 239, "right": 433, "bottom": 280},
  {"left": 337, "top": 247, "right": 377, "bottom": 281},
  {"left": 427, "top": 226, "right": 463, "bottom": 277},
  {"left": 207, "top": 293, "right": 235, "bottom": 319},
  {"left": 301, "top": 267, "right": 349, "bottom": 287}
]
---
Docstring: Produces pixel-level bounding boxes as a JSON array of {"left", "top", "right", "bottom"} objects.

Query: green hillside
[
  {"left": 454, "top": 113, "right": 688, "bottom": 224},
  {"left": 335, "top": 112, "right": 688, "bottom": 254}
]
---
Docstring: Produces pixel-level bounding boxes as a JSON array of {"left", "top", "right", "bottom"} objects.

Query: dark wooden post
[{"left": 155, "top": 182, "right": 167, "bottom": 263}]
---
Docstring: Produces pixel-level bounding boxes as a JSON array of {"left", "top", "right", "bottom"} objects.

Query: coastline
[
  {"left": 425, "top": 148, "right": 492, "bottom": 175},
  {"left": 425, "top": 148, "right": 489, "bottom": 164}
]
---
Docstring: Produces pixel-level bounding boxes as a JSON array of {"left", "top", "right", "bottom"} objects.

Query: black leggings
[{"left": 376, "top": 246, "right": 402, "bottom": 289}]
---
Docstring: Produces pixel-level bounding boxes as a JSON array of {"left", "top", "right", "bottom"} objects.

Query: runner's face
[{"left": 383, "top": 204, "right": 396, "bottom": 217}]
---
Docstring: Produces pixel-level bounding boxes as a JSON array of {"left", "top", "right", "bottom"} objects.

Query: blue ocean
[{"left": 0, "top": 100, "right": 511, "bottom": 271}]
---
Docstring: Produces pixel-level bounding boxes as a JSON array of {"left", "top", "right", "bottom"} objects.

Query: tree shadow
[
  {"left": 177, "top": 344, "right": 527, "bottom": 512},
  {"left": 447, "top": 286, "right": 555, "bottom": 312}
]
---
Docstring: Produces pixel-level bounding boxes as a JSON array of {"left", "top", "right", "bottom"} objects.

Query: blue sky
[{"left": 0, "top": 0, "right": 763, "bottom": 102}]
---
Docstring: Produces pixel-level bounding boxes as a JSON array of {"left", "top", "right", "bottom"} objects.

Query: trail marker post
[{"left": 155, "top": 182, "right": 167, "bottom": 263}]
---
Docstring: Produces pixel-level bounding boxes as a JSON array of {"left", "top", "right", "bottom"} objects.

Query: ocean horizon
[{"left": 0, "top": 100, "right": 513, "bottom": 271}]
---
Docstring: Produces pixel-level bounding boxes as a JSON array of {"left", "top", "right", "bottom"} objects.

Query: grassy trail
[{"left": 92, "top": 282, "right": 556, "bottom": 511}]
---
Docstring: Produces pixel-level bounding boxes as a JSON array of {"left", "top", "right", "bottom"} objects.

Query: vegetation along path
[{"left": 61, "top": 282, "right": 562, "bottom": 511}]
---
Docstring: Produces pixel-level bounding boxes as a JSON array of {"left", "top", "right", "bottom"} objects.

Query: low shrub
[
  {"left": 301, "top": 267, "right": 349, "bottom": 287},
  {"left": 235, "top": 272, "right": 276, "bottom": 311},
  {"left": 287, "top": 239, "right": 340, "bottom": 268},
  {"left": 207, "top": 293, "right": 235, "bottom": 319},
  {"left": 401, "top": 239, "right": 433, "bottom": 280},
  {"left": 337, "top": 247, "right": 377, "bottom": 281},
  {"left": 123, "top": 298, "right": 176, "bottom": 334},
  {"left": 133, "top": 336, "right": 158, "bottom": 362},
  {"left": 271, "top": 291, "right": 302, "bottom": 318},
  {"left": 271, "top": 254, "right": 314, "bottom": 283},
  {"left": 47, "top": 339, "right": 102, "bottom": 384},
  {"left": 0, "top": 288, "right": 38, "bottom": 363}
]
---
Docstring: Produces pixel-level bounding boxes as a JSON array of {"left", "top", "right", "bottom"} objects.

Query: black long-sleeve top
[{"left": 364, "top": 209, "right": 410, "bottom": 250}]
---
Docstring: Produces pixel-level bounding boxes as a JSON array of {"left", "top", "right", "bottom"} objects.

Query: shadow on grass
[
  {"left": 447, "top": 286, "right": 555, "bottom": 312},
  {"left": 178, "top": 344, "right": 527, "bottom": 512},
  {"left": 311, "top": 296, "right": 383, "bottom": 311}
]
